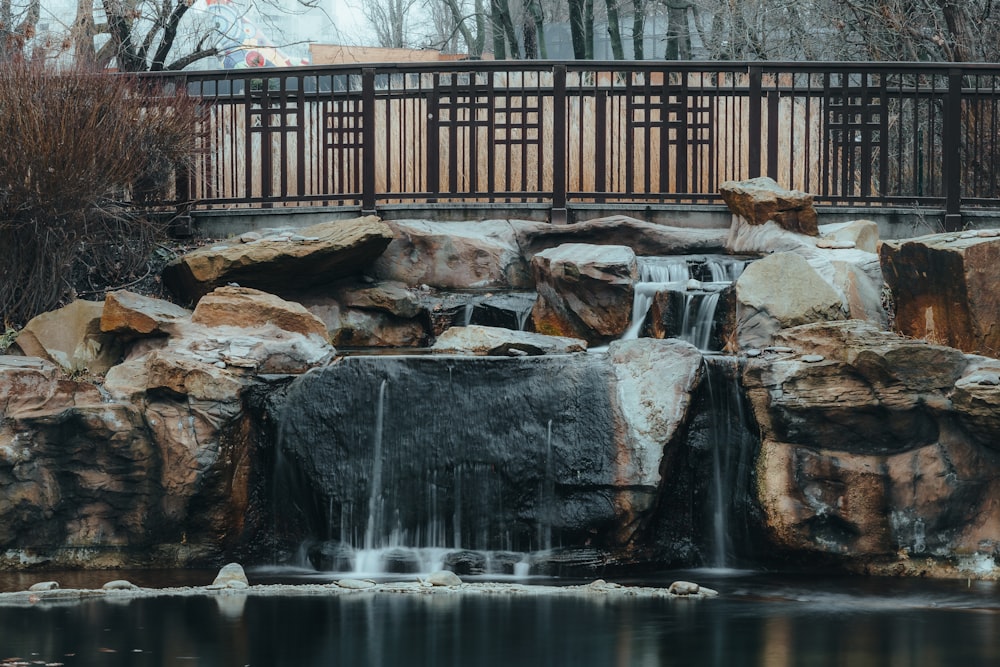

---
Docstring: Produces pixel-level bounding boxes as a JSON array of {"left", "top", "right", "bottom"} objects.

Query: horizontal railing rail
[{"left": 141, "top": 60, "right": 1000, "bottom": 229}]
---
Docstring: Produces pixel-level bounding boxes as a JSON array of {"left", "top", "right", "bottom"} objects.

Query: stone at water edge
[
  {"left": 426, "top": 571, "right": 463, "bottom": 587},
  {"left": 212, "top": 562, "right": 249, "bottom": 588},
  {"left": 531, "top": 243, "right": 637, "bottom": 343},
  {"left": 28, "top": 581, "right": 60, "bottom": 592},
  {"left": 335, "top": 579, "right": 378, "bottom": 590}
]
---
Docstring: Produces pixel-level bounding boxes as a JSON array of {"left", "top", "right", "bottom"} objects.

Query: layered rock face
[
  {"left": 744, "top": 321, "right": 1000, "bottom": 574},
  {"left": 3, "top": 185, "right": 999, "bottom": 579},
  {"left": 0, "top": 288, "right": 335, "bottom": 569},
  {"left": 273, "top": 338, "right": 703, "bottom": 569},
  {"left": 881, "top": 231, "right": 1000, "bottom": 357}
]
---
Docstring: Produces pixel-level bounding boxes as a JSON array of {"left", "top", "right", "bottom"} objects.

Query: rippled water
[{"left": 0, "top": 570, "right": 997, "bottom": 666}]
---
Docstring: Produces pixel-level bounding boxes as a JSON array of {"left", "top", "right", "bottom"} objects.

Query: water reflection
[{"left": 0, "top": 575, "right": 998, "bottom": 666}]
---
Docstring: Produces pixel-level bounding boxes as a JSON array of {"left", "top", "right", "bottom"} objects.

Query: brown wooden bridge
[{"left": 145, "top": 60, "right": 1000, "bottom": 231}]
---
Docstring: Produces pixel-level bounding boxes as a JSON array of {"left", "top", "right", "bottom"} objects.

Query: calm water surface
[{"left": 0, "top": 570, "right": 997, "bottom": 666}]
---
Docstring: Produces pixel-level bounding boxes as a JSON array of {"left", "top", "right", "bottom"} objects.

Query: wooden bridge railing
[{"left": 143, "top": 60, "right": 1000, "bottom": 230}]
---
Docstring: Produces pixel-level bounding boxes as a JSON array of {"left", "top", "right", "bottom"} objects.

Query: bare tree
[
  {"left": 827, "top": 0, "right": 1000, "bottom": 62},
  {"left": 0, "top": 0, "right": 39, "bottom": 61},
  {"left": 361, "top": 0, "right": 422, "bottom": 48}
]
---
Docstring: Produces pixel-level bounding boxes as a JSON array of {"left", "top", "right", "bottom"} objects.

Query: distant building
[{"left": 309, "top": 44, "right": 488, "bottom": 65}]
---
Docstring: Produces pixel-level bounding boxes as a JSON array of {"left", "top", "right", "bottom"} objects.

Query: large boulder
[
  {"left": 14, "top": 300, "right": 122, "bottom": 375},
  {"left": 720, "top": 177, "right": 819, "bottom": 235},
  {"left": 272, "top": 339, "right": 704, "bottom": 567},
  {"left": 430, "top": 325, "right": 585, "bottom": 356},
  {"left": 734, "top": 252, "right": 846, "bottom": 349},
  {"left": 743, "top": 321, "right": 1000, "bottom": 570},
  {"left": 727, "top": 217, "right": 887, "bottom": 333},
  {"left": 162, "top": 216, "right": 394, "bottom": 302},
  {"left": 531, "top": 243, "right": 637, "bottom": 344},
  {"left": 100, "top": 290, "right": 192, "bottom": 337},
  {"left": 515, "top": 215, "right": 728, "bottom": 259},
  {"left": 297, "top": 282, "right": 430, "bottom": 348},
  {"left": 880, "top": 231, "right": 1000, "bottom": 358},
  {"left": 191, "top": 286, "right": 329, "bottom": 339},
  {"left": 370, "top": 219, "right": 535, "bottom": 289}
]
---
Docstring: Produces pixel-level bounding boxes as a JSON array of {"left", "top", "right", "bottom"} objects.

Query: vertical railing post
[
  {"left": 361, "top": 68, "right": 377, "bottom": 215},
  {"left": 426, "top": 73, "right": 440, "bottom": 202},
  {"left": 748, "top": 65, "right": 763, "bottom": 179},
  {"left": 551, "top": 64, "right": 568, "bottom": 224},
  {"left": 943, "top": 67, "right": 963, "bottom": 231}
]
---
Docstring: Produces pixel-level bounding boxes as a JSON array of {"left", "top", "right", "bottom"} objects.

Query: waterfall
[
  {"left": 275, "top": 355, "right": 625, "bottom": 577},
  {"left": 363, "top": 379, "right": 388, "bottom": 551},
  {"left": 700, "top": 356, "right": 757, "bottom": 569},
  {"left": 624, "top": 256, "right": 745, "bottom": 350}
]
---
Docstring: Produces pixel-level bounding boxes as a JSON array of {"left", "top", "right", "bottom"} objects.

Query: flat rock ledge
[{"left": 0, "top": 579, "right": 719, "bottom": 606}]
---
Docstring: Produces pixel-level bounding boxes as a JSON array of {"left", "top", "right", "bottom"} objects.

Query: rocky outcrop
[
  {"left": 743, "top": 320, "right": 1000, "bottom": 572},
  {"left": 162, "top": 216, "right": 394, "bottom": 302},
  {"left": 298, "top": 282, "right": 430, "bottom": 348},
  {"left": 734, "top": 252, "right": 846, "bottom": 348},
  {"left": 370, "top": 219, "right": 537, "bottom": 289},
  {"left": 531, "top": 243, "right": 637, "bottom": 344},
  {"left": 881, "top": 231, "right": 1000, "bottom": 358},
  {"left": 0, "top": 289, "right": 336, "bottom": 569},
  {"left": 721, "top": 177, "right": 818, "bottom": 235},
  {"left": 515, "top": 215, "right": 729, "bottom": 259},
  {"left": 191, "top": 286, "right": 329, "bottom": 339},
  {"left": 430, "top": 325, "right": 585, "bottom": 356},
  {"left": 272, "top": 338, "right": 704, "bottom": 570},
  {"left": 101, "top": 290, "right": 191, "bottom": 337},
  {"left": 13, "top": 300, "right": 122, "bottom": 375}
]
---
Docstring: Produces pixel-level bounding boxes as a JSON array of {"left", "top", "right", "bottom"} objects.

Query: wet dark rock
[{"left": 308, "top": 541, "right": 356, "bottom": 572}]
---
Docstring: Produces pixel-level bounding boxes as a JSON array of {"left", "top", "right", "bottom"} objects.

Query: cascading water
[
  {"left": 274, "top": 354, "right": 628, "bottom": 577},
  {"left": 624, "top": 256, "right": 746, "bottom": 351},
  {"left": 698, "top": 356, "right": 758, "bottom": 569}
]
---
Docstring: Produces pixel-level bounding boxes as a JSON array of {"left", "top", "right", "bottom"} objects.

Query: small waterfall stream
[
  {"left": 623, "top": 256, "right": 746, "bottom": 351},
  {"left": 699, "top": 356, "right": 758, "bottom": 569}
]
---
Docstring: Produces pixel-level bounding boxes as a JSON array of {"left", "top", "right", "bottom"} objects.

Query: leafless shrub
[{"left": 0, "top": 61, "right": 202, "bottom": 326}]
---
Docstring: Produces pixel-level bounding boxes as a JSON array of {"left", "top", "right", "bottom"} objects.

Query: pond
[{"left": 0, "top": 570, "right": 997, "bottom": 667}]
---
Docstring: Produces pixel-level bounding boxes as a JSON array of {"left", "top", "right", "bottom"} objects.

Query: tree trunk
[
  {"left": 665, "top": 3, "right": 690, "bottom": 60},
  {"left": 568, "top": 0, "right": 587, "bottom": 58},
  {"left": 605, "top": 0, "right": 625, "bottom": 59},
  {"left": 632, "top": 0, "right": 646, "bottom": 60},
  {"left": 937, "top": 1, "right": 979, "bottom": 61}
]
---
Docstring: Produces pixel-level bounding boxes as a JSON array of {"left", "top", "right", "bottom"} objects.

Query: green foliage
[
  {"left": 0, "top": 326, "right": 17, "bottom": 353},
  {"left": 0, "top": 62, "right": 202, "bottom": 326}
]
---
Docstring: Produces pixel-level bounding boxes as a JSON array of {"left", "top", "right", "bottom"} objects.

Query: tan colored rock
[
  {"left": 745, "top": 321, "right": 968, "bottom": 453},
  {"left": 756, "top": 438, "right": 1000, "bottom": 559},
  {"left": 0, "top": 356, "right": 103, "bottom": 416},
  {"left": 952, "top": 358, "right": 1000, "bottom": 452},
  {"left": 431, "top": 325, "right": 586, "bottom": 356},
  {"left": 531, "top": 243, "right": 637, "bottom": 344},
  {"left": 144, "top": 350, "right": 246, "bottom": 401},
  {"left": 609, "top": 338, "right": 703, "bottom": 488},
  {"left": 881, "top": 232, "right": 1000, "bottom": 357},
  {"left": 101, "top": 290, "right": 191, "bottom": 337},
  {"left": 192, "top": 286, "right": 328, "bottom": 339},
  {"left": 14, "top": 300, "right": 122, "bottom": 375},
  {"left": 720, "top": 177, "right": 818, "bottom": 235},
  {"left": 515, "top": 215, "right": 729, "bottom": 259},
  {"left": 820, "top": 220, "right": 880, "bottom": 253},
  {"left": 162, "top": 216, "right": 394, "bottom": 301},
  {"left": 371, "top": 219, "right": 534, "bottom": 289},
  {"left": 734, "top": 252, "right": 846, "bottom": 349}
]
